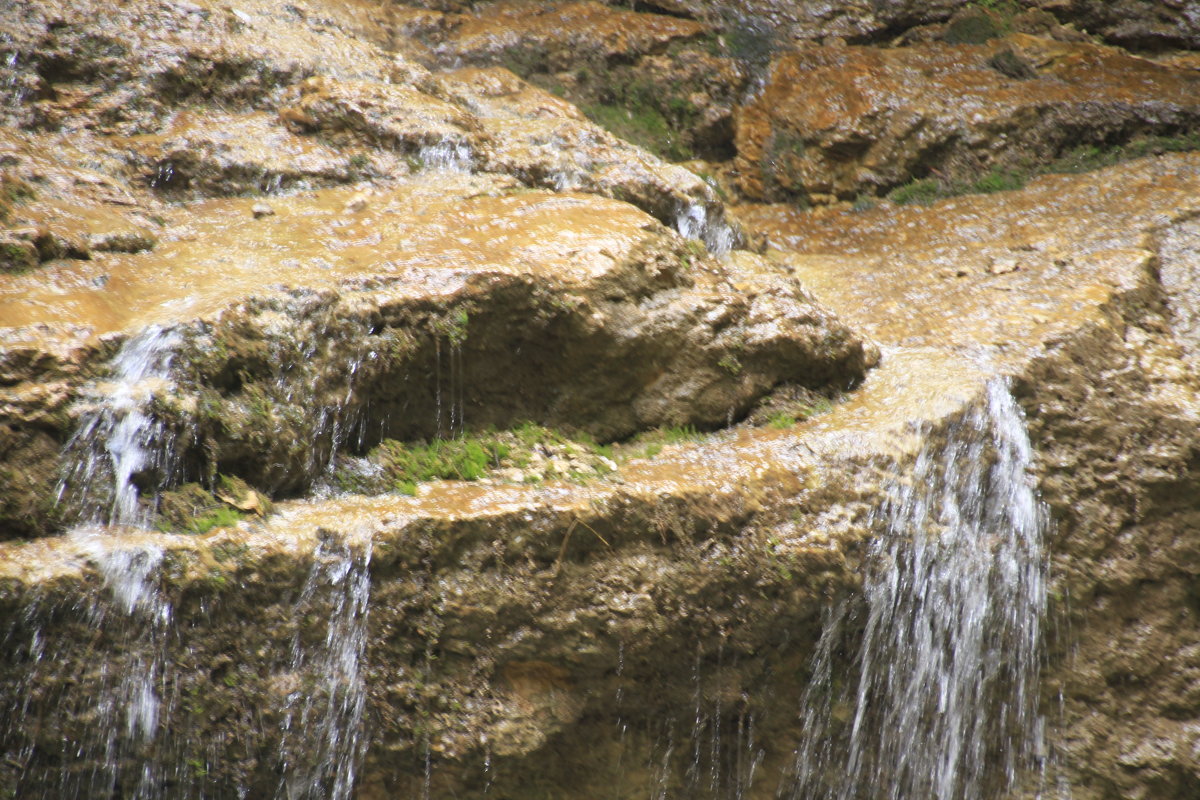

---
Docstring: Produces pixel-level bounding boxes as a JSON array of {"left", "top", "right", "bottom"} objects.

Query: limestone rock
[
  {"left": 0, "top": 175, "right": 873, "bottom": 533},
  {"left": 122, "top": 111, "right": 359, "bottom": 197},
  {"left": 430, "top": 0, "right": 709, "bottom": 71},
  {"left": 0, "top": 0, "right": 399, "bottom": 134},
  {"left": 736, "top": 37, "right": 1200, "bottom": 200},
  {"left": 433, "top": 67, "right": 744, "bottom": 246}
]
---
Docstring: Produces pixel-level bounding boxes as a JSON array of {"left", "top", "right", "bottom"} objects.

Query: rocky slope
[{"left": 1, "top": 1, "right": 1200, "bottom": 799}]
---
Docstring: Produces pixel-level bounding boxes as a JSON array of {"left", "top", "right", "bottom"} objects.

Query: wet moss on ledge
[{"left": 887, "top": 131, "right": 1200, "bottom": 206}]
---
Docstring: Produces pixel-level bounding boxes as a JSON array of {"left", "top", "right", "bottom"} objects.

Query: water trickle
[
  {"left": 675, "top": 202, "right": 736, "bottom": 257},
  {"left": 2, "top": 51, "right": 28, "bottom": 108},
  {"left": 419, "top": 138, "right": 474, "bottom": 173},
  {"left": 0, "top": 536, "right": 179, "bottom": 799},
  {"left": 58, "top": 326, "right": 185, "bottom": 528},
  {"left": 262, "top": 170, "right": 284, "bottom": 195},
  {"left": 152, "top": 162, "right": 176, "bottom": 189},
  {"left": 91, "top": 543, "right": 172, "bottom": 745},
  {"left": 276, "top": 531, "right": 373, "bottom": 800},
  {"left": 781, "top": 379, "right": 1049, "bottom": 800}
]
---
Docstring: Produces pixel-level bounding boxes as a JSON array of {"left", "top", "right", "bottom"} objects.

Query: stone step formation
[{"left": 1, "top": 1, "right": 1199, "bottom": 798}]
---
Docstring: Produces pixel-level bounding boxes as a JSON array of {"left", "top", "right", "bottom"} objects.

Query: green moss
[
  {"left": 884, "top": 132, "right": 1200, "bottom": 208},
  {"left": 768, "top": 411, "right": 797, "bottom": 429},
  {"left": 887, "top": 168, "right": 1025, "bottom": 205},
  {"left": 432, "top": 308, "right": 470, "bottom": 347},
  {"left": 887, "top": 178, "right": 944, "bottom": 206},
  {"left": 970, "top": 167, "right": 1025, "bottom": 194},
  {"left": 944, "top": 13, "right": 1002, "bottom": 44},
  {"left": 372, "top": 434, "right": 509, "bottom": 488},
  {"left": 1043, "top": 132, "right": 1200, "bottom": 175},
  {"left": 618, "top": 424, "right": 706, "bottom": 461},
  {"left": 189, "top": 506, "right": 245, "bottom": 534},
  {"left": 583, "top": 102, "right": 692, "bottom": 161},
  {"left": 718, "top": 353, "right": 742, "bottom": 376}
]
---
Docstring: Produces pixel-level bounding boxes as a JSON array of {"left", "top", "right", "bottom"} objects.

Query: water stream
[
  {"left": 57, "top": 325, "right": 185, "bottom": 528},
  {"left": 275, "top": 531, "right": 374, "bottom": 800},
  {"left": 780, "top": 379, "right": 1049, "bottom": 800},
  {"left": 675, "top": 201, "right": 737, "bottom": 257}
]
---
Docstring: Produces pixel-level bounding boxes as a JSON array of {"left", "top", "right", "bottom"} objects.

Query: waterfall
[
  {"left": 57, "top": 325, "right": 185, "bottom": 529},
  {"left": 419, "top": 138, "right": 474, "bottom": 173},
  {"left": 275, "top": 531, "right": 374, "bottom": 800},
  {"left": 781, "top": 379, "right": 1049, "bottom": 800},
  {"left": 675, "top": 202, "right": 736, "bottom": 257}
]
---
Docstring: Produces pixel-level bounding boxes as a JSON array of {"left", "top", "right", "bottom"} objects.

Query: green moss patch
[
  {"left": 331, "top": 424, "right": 618, "bottom": 495},
  {"left": 155, "top": 475, "right": 267, "bottom": 533},
  {"left": 886, "top": 132, "right": 1200, "bottom": 206}
]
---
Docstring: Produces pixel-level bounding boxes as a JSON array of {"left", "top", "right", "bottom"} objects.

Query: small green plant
[
  {"left": 971, "top": 167, "right": 1025, "bottom": 194},
  {"left": 768, "top": 411, "right": 797, "bottom": 429},
  {"left": 887, "top": 178, "right": 944, "bottom": 206},
  {"left": 583, "top": 102, "right": 692, "bottom": 161},
  {"left": 621, "top": 423, "right": 706, "bottom": 460},
  {"left": 189, "top": 506, "right": 244, "bottom": 534},
  {"left": 349, "top": 153, "right": 369, "bottom": 169},
  {"left": 375, "top": 435, "right": 503, "bottom": 487},
  {"left": 433, "top": 309, "right": 470, "bottom": 347},
  {"left": 718, "top": 353, "right": 743, "bottom": 376}
]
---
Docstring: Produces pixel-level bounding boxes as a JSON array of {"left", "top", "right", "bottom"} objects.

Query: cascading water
[
  {"left": 57, "top": 325, "right": 184, "bottom": 528},
  {"left": 780, "top": 379, "right": 1049, "bottom": 800},
  {"left": 275, "top": 531, "right": 374, "bottom": 800},
  {"left": 420, "top": 138, "right": 474, "bottom": 173},
  {"left": 675, "top": 202, "right": 736, "bottom": 257}
]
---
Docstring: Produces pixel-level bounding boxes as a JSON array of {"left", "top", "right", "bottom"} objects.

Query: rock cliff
[{"left": 1, "top": 1, "right": 1199, "bottom": 798}]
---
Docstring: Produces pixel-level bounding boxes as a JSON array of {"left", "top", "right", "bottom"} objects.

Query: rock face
[
  {"left": 745, "top": 153, "right": 1200, "bottom": 799},
  {"left": 588, "top": 0, "right": 1200, "bottom": 50},
  {"left": 736, "top": 36, "right": 1200, "bottom": 201},
  {"left": 0, "top": 175, "right": 873, "bottom": 536},
  {"left": 2, "top": 0, "right": 1200, "bottom": 799}
]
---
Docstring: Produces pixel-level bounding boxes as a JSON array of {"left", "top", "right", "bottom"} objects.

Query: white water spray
[
  {"left": 419, "top": 138, "right": 474, "bottom": 173},
  {"left": 58, "top": 326, "right": 184, "bottom": 528},
  {"left": 276, "top": 531, "right": 373, "bottom": 800},
  {"left": 675, "top": 202, "right": 736, "bottom": 257},
  {"left": 782, "top": 379, "right": 1049, "bottom": 800}
]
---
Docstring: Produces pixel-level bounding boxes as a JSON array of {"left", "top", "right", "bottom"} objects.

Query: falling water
[
  {"left": 2, "top": 51, "right": 28, "bottom": 108},
  {"left": 675, "top": 202, "right": 736, "bottom": 257},
  {"left": 781, "top": 379, "right": 1049, "bottom": 800},
  {"left": 419, "top": 138, "right": 474, "bottom": 173},
  {"left": 275, "top": 531, "right": 373, "bottom": 800},
  {"left": 86, "top": 540, "right": 175, "bottom": 800},
  {"left": 58, "top": 325, "right": 184, "bottom": 528}
]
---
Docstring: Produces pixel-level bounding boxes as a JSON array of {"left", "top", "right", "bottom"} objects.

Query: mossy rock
[
  {"left": 943, "top": 10, "right": 1003, "bottom": 45},
  {"left": 0, "top": 238, "right": 39, "bottom": 273}
]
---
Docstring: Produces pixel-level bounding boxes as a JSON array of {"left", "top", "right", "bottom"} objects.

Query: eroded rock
[
  {"left": 0, "top": 174, "right": 873, "bottom": 536},
  {"left": 736, "top": 36, "right": 1200, "bottom": 200}
]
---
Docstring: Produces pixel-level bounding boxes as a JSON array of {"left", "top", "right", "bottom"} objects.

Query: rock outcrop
[
  {"left": 736, "top": 36, "right": 1200, "bottom": 201},
  {"left": 2, "top": 0, "right": 1200, "bottom": 798}
]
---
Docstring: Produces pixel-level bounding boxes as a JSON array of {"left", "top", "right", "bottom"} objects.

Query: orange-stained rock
[
  {"left": 117, "top": 111, "right": 362, "bottom": 197},
  {"left": 735, "top": 36, "right": 1200, "bottom": 201},
  {"left": 430, "top": 0, "right": 709, "bottom": 71},
  {"left": 0, "top": 172, "right": 873, "bottom": 536},
  {"left": 582, "top": 0, "right": 1200, "bottom": 50},
  {"left": 431, "top": 67, "right": 743, "bottom": 243}
]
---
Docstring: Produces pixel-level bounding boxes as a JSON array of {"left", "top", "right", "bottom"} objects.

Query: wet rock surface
[
  {"left": 736, "top": 36, "right": 1200, "bottom": 201},
  {"left": 0, "top": 173, "right": 872, "bottom": 535},
  {"left": 1, "top": 0, "right": 1200, "bottom": 798}
]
